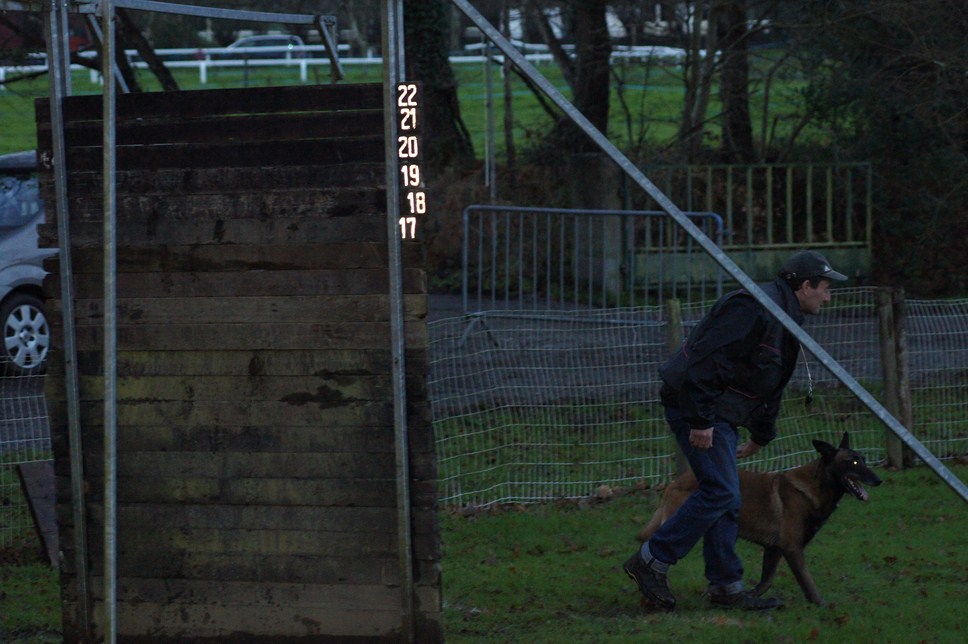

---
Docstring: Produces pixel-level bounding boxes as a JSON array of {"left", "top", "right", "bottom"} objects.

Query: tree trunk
[
  {"left": 571, "top": 0, "right": 612, "bottom": 135},
  {"left": 527, "top": 0, "right": 576, "bottom": 89},
  {"left": 403, "top": 0, "right": 475, "bottom": 171},
  {"left": 718, "top": 0, "right": 755, "bottom": 162},
  {"left": 117, "top": 8, "right": 179, "bottom": 92},
  {"left": 544, "top": 0, "right": 611, "bottom": 153}
]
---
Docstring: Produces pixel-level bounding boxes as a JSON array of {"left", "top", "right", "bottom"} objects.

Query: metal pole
[
  {"left": 449, "top": 0, "right": 968, "bottom": 504},
  {"left": 484, "top": 41, "right": 496, "bottom": 202},
  {"left": 381, "top": 1, "right": 415, "bottom": 641},
  {"left": 45, "top": 0, "right": 92, "bottom": 637},
  {"left": 101, "top": 0, "right": 119, "bottom": 641},
  {"left": 83, "top": 14, "right": 131, "bottom": 93}
]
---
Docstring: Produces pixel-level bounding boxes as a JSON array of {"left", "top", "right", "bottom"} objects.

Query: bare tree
[
  {"left": 717, "top": 0, "right": 753, "bottom": 162},
  {"left": 674, "top": 0, "right": 720, "bottom": 161},
  {"left": 525, "top": 0, "right": 611, "bottom": 151}
]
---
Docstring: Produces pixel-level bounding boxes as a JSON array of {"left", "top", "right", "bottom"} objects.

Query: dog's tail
[
  {"left": 635, "top": 472, "right": 699, "bottom": 542},
  {"left": 635, "top": 506, "right": 665, "bottom": 542}
]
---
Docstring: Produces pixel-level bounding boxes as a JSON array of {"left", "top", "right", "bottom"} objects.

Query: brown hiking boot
[{"left": 623, "top": 552, "right": 676, "bottom": 610}]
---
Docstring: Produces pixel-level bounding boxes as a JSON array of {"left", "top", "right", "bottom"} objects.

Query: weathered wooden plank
[
  {"left": 115, "top": 477, "right": 398, "bottom": 507},
  {"left": 112, "top": 602, "right": 405, "bottom": 639},
  {"left": 109, "top": 579, "right": 437, "bottom": 610},
  {"left": 80, "top": 504, "right": 439, "bottom": 537},
  {"left": 36, "top": 83, "right": 384, "bottom": 123},
  {"left": 96, "top": 553, "right": 438, "bottom": 586},
  {"left": 59, "top": 438, "right": 436, "bottom": 481},
  {"left": 60, "top": 399, "right": 392, "bottom": 428},
  {"left": 59, "top": 294, "right": 425, "bottom": 325},
  {"left": 47, "top": 269, "right": 426, "bottom": 301},
  {"left": 54, "top": 506, "right": 439, "bottom": 563},
  {"left": 45, "top": 348, "right": 413, "bottom": 377},
  {"left": 55, "top": 423, "right": 427, "bottom": 455},
  {"left": 58, "top": 321, "right": 427, "bottom": 351},
  {"left": 48, "top": 374, "right": 391, "bottom": 402},
  {"left": 49, "top": 110, "right": 384, "bottom": 148},
  {"left": 60, "top": 187, "right": 386, "bottom": 222},
  {"left": 44, "top": 215, "right": 388, "bottom": 247},
  {"left": 110, "top": 451, "right": 397, "bottom": 479},
  {"left": 44, "top": 163, "right": 386, "bottom": 196},
  {"left": 62, "top": 137, "right": 384, "bottom": 173},
  {"left": 112, "top": 504, "right": 396, "bottom": 533},
  {"left": 47, "top": 376, "right": 428, "bottom": 408},
  {"left": 42, "top": 242, "right": 421, "bottom": 274}
]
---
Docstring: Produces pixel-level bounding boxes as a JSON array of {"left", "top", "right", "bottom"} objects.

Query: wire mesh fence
[
  {"left": 429, "top": 287, "right": 968, "bottom": 507},
  {"left": 2, "top": 290, "right": 966, "bottom": 543},
  {"left": 905, "top": 298, "right": 968, "bottom": 458},
  {"left": 0, "top": 368, "right": 51, "bottom": 553}
]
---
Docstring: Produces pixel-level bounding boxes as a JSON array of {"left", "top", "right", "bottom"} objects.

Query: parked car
[
  {"left": 220, "top": 34, "right": 306, "bottom": 59},
  {"left": 0, "top": 151, "right": 55, "bottom": 376}
]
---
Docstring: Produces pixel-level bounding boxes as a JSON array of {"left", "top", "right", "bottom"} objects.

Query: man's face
[{"left": 797, "top": 278, "right": 832, "bottom": 315}]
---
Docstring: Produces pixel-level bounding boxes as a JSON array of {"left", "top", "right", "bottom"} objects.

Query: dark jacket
[{"left": 659, "top": 279, "right": 804, "bottom": 446}]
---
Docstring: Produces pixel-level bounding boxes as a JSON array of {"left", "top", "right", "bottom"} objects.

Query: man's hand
[
  {"left": 737, "top": 440, "right": 761, "bottom": 459},
  {"left": 689, "top": 427, "right": 714, "bottom": 450}
]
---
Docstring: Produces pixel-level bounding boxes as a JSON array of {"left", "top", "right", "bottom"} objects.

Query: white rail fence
[{"left": 1, "top": 43, "right": 701, "bottom": 90}]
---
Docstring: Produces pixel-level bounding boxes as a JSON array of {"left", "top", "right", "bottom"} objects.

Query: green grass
[
  {"left": 0, "top": 562, "right": 61, "bottom": 642},
  {"left": 441, "top": 463, "right": 968, "bottom": 642},
  {"left": 0, "top": 464, "right": 965, "bottom": 641}
]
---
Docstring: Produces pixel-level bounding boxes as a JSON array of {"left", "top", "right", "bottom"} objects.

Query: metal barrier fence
[
  {"left": 429, "top": 288, "right": 968, "bottom": 507},
  {"left": 0, "top": 369, "right": 50, "bottom": 553},
  {"left": 463, "top": 205, "right": 726, "bottom": 313}
]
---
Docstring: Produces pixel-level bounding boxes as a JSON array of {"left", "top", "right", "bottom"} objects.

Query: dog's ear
[
  {"left": 812, "top": 439, "right": 837, "bottom": 461},
  {"left": 839, "top": 432, "right": 850, "bottom": 449}
]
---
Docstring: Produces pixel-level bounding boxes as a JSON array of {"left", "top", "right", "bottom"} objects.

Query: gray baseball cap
[{"left": 779, "top": 250, "right": 847, "bottom": 282}]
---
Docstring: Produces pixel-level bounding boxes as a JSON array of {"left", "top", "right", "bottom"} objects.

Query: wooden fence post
[
  {"left": 878, "top": 287, "right": 914, "bottom": 468},
  {"left": 892, "top": 287, "right": 916, "bottom": 467},
  {"left": 664, "top": 298, "right": 688, "bottom": 476}
]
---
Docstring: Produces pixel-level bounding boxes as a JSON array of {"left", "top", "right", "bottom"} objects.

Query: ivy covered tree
[{"left": 404, "top": 0, "right": 475, "bottom": 171}]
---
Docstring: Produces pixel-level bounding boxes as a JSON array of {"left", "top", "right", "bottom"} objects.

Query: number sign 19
[{"left": 397, "top": 83, "right": 425, "bottom": 240}]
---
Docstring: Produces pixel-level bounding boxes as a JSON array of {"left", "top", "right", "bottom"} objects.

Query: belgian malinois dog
[{"left": 636, "top": 432, "right": 882, "bottom": 605}]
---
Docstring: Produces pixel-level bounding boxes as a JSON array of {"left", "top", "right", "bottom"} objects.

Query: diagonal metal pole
[
  {"left": 101, "top": 0, "right": 119, "bottom": 641},
  {"left": 449, "top": 0, "right": 968, "bottom": 504},
  {"left": 45, "top": 0, "right": 92, "bottom": 637}
]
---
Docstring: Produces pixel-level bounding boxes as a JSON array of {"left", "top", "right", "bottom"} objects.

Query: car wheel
[{"left": 1, "top": 292, "right": 50, "bottom": 376}]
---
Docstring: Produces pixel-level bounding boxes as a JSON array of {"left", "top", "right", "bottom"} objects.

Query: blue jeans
[{"left": 645, "top": 406, "right": 744, "bottom": 592}]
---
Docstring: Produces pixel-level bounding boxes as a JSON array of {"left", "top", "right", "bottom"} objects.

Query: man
[{"left": 624, "top": 250, "right": 847, "bottom": 610}]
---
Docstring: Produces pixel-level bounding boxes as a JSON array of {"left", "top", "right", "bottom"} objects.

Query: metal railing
[
  {"left": 639, "top": 163, "right": 872, "bottom": 250},
  {"left": 462, "top": 205, "right": 725, "bottom": 314}
]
